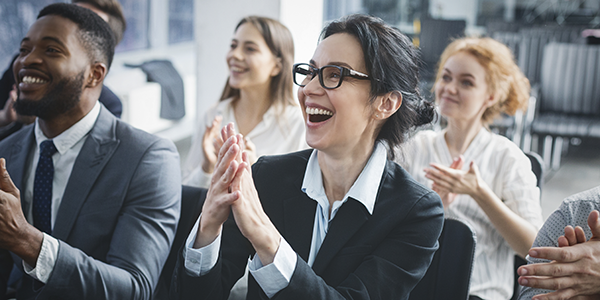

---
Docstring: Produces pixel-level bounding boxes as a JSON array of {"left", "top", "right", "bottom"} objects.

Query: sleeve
[
  {"left": 22, "top": 233, "right": 59, "bottom": 283},
  {"left": 272, "top": 191, "right": 444, "bottom": 300},
  {"left": 183, "top": 214, "right": 221, "bottom": 276},
  {"left": 36, "top": 138, "right": 181, "bottom": 300},
  {"left": 500, "top": 147, "right": 544, "bottom": 230},
  {"left": 248, "top": 237, "right": 297, "bottom": 298},
  {"left": 518, "top": 200, "right": 599, "bottom": 300}
]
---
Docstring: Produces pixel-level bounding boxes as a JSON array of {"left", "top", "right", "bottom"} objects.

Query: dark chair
[
  {"left": 153, "top": 185, "right": 207, "bottom": 300},
  {"left": 523, "top": 42, "right": 600, "bottom": 169},
  {"left": 409, "top": 218, "right": 476, "bottom": 300},
  {"left": 510, "top": 151, "right": 544, "bottom": 300}
]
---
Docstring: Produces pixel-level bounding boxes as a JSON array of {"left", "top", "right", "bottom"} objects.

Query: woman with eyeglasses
[
  {"left": 182, "top": 16, "right": 306, "bottom": 188},
  {"left": 171, "top": 15, "right": 443, "bottom": 300},
  {"left": 398, "top": 37, "right": 543, "bottom": 300}
]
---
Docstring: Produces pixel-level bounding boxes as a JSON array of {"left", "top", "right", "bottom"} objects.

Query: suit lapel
[
  {"left": 6, "top": 127, "right": 35, "bottom": 215},
  {"left": 282, "top": 193, "right": 317, "bottom": 262},
  {"left": 52, "top": 107, "right": 119, "bottom": 241},
  {"left": 311, "top": 199, "right": 369, "bottom": 274}
]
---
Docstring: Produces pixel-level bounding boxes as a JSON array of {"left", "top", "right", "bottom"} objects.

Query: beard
[{"left": 14, "top": 71, "right": 85, "bottom": 120}]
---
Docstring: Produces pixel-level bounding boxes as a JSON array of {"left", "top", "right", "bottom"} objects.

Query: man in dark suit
[
  {"left": 0, "top": 0, "right": 126, "bottom": 141},
  {"left": 0, "top": 3, "right": 180, "bottom": 299}
]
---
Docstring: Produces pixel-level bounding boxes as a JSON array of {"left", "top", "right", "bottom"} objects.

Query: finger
[
  {"left": 574, "top": 226, "right": 587, "bottom": 244},
  {"left": 531, "top": 288, "right": 577, "bottom": 300},
  {"left": 241, "top": 151, "right": 252, "bottom": 172},
  {"left": 588, "top": 210, "right": 600, "bottom": 239},
  {"left": 0, "top": 158, "right": 18, "bottom": 196},
  {"left": 564, "top": 226, "right": 578, "bottom": 246},
  {"left": 424, "top": 168, "right": 454, "bottom": 190},
  {"left": 456, "top": 155, "right": 465, "bottom": 169},
  {"left": 528, "top": 246, "right": 582, "bottom": 263},
  {"left": 236, "top": 134, "right": 245, "bottom": 162},
  {"left": 215, "top": 137, "right": 236, "bottom": 175},
  {"left": 519, "top": 259, "right": 580, "bottom": 277},
  {"left": 468, "top": 161, "right": 479, "bottom": 176},
  {"left": 557, "top": 236, "right": 570, "bottom": 247},
  {"left": 518, "top": 275, "right": 579, "bottom": 295},
  {"left": 450, "top": 157, "right": 460, "bottom": 169},
  {"left": 429, "top": 163, "right": 454, "bottom": 175}
]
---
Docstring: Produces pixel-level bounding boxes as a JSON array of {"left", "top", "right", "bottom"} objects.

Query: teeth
[
  {"left": 22, "top": 76, "right": 47, "bottom": 84},
  {"left": 305, "top": 107, "right": 333, "bottom": 116},
  {"left": 230, "top": 66, "right": 245, "bottom": 72}
]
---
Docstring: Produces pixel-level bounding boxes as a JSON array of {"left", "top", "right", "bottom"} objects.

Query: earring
[{"left": 375, "top": 113, "right": 380, "bottom": 118}]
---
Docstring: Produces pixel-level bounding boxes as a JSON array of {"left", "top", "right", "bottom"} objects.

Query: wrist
[
  {"left": 195, "top": 220, "right": 222, "bottom": 249},
  {"left": 252, "top": 225, "right": 281, "bottom": 266},
  {"left": 11, "top": 224, "right": 43, "bottom": 267}
]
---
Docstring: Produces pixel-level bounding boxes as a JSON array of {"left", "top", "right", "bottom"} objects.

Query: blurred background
[{"left": 0, "top": 0, "right": 599, "bottom": 218}]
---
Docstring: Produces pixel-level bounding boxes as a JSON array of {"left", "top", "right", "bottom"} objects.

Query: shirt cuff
[
  {"left": 248, "top": 237, "right": 297, "bottom": 298},
  {"left": 183, "top": 214, "right": 221, "bottom": 277},
  {"left": 23, "top": 233, "right": 59, "bottom": 283}
]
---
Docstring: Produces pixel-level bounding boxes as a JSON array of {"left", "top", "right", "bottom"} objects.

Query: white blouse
[
  {"left": 399, "top": 128, "right": 544, "bottom": 300},
  {"left": 183, "top": 98, "right": 307, "bottom": 188}
]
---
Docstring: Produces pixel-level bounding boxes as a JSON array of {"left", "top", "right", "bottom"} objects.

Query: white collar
[
  {"left": 301, "top": 142, "right": 387, "bottom": 215},
  {"left": 34, "top": 101, "right": 101, "bottom": 154}
]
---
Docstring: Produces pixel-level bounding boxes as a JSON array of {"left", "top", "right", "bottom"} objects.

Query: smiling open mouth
[
  {"left": 306, "top": 107, "right": 333, "bottom": 123},
  {"left": 22, "top": 76, "right": 48, "bottom": 84}
]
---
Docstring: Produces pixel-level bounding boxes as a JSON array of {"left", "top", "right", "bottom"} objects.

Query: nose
[
  {"left": 227, "top": 46, "right": 243, "bottom": 62},
  {"left": 443, "top": 79, "right": 458, "bottom": 95},
  {"left": 17, "top": 49, "right": 43, "bottom": 68},
  {"left": 300, "top": 71, "right": 325, "bottom": 98}
]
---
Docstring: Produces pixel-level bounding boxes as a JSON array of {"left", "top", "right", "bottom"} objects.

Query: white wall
[{"left": 193, "top": 0, "right": 324, "bottom": 129}]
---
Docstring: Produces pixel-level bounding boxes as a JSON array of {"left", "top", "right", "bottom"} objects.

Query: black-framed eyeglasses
[{"left": 292, "top": 63, "right": 371, "bottom": 89}]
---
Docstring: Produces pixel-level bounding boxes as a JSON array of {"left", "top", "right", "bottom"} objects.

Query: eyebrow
[
  {"left": 232, "top": 38, "right": 259, "bottom": 47},
  {"left": 309, "top": 60, "right": 357, "bottom": 70},
  {"left": 21, "top": 36, "right": 68, "bottom": 49},
  {"left": 443, "top": 68, "right": 475, "bottom": 79}
]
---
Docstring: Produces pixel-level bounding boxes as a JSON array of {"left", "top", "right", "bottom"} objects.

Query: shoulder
[
  {"left": 103, "top": 112, "right": 176, "bottom": 156},
  {"left": 383, "top": 160, "right": 438, "bottom": 202},
  {"left": 253, "top": 149, "right": 311, "bottom": 177},
  {"left": 558, "top": 186, "right": 600, "bottom": 222}
]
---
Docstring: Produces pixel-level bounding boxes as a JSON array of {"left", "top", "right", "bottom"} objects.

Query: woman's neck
[
  {"left": 232, "top": 85, "right": 273, "bottom": 136},
  {"left": 444, "top": 118, "right": 484, "bottom": 159},
  {"left": 318, "top": 142, "right": 375, "bottom": 209}
]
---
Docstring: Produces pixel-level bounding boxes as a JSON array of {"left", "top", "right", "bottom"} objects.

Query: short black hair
[
  {"left": 72, "top": 0, "right": 127, "bottom": 44},
  {"left": 322, "top": 14, "right": 435, "bottom": 157},
  {"left": 38, "top": 3, "right": 116, "bottom": 69}
]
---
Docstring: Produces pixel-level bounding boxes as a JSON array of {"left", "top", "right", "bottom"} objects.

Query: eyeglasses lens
[{"left": 322, "top": 66, "right": 341, "bottom": 89}]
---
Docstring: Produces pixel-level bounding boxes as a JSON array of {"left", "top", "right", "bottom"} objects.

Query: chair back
[
  {"left": 153, "top": 185, "right": 207, "bottom": 300},
  {"left": 409, "top": 218, "right": 476, "bottom": 300},
  {"left": 525, "top": 151, "right": 544, "bottom": 190},
  {"left": 540, "top": 43, "right": 600, "bottom": 115}
]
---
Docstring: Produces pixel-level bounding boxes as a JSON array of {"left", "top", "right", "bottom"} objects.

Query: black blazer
[{"left": 171, "top": 149, "right": 444, "bottom": 300}]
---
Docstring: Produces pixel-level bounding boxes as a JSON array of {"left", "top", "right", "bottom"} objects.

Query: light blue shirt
[{"left": 183, "top": 142, "right": 387, "bottom": 298}]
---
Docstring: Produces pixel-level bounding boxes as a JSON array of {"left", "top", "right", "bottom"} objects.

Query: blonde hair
[{"left": 434, "top": 37, "right": 530, "bottom": 125}]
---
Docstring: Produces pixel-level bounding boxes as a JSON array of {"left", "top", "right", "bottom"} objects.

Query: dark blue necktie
[{"left": 33, "top": 140, "right": 57, "bottom": 234}]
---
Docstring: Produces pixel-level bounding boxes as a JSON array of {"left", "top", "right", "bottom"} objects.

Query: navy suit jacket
[
  {"left": 0, "top": 105, "right": 181, "bottom": 300},
  {"left": 171, "top": 149, "right": 444, "bottom": 300}
]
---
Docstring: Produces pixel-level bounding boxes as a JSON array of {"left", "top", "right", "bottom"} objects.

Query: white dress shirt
[
  {"left": 400, "top": 128, "right": 544, "bottom": 300},
  {"left": 22, "top": 102, "right": 101, "bottom": 283},
  {"left": 182, "top": 98, "right": 307, "bottom": 188},
  {"left": 184, "top": 143, "right": 387, "bottom": 298}
]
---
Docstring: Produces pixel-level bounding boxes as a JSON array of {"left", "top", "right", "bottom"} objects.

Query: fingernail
[
  {"left": 520, "top": 278, "right": 528, "bottom": 285},
  {"left": 530, "top": 250, "right": 538, "bottom": 257},
  {"left": 519, "top": 268, "right": 527, "bottom": 275}
]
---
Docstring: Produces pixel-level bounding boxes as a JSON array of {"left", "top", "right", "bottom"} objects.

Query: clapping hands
[{"left": 196, "top": 123, "right": 280, "bottom": 265}]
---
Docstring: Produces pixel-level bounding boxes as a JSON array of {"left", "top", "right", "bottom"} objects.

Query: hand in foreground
[
  {"left": 427, "top": 156, "right": 464, "bottom": 207},
  {"left": 201, "top": 115, "right": 223, "bottom": 174},
  {"left": 0, "top": 158, "right": 43, "bottom": 266},
  {"left": 424, "top": 160, "right": 486, "bottom": 201},
  {"left": 518, "top": 210, "right": 600, "bottom": 300},
  {"left": 194, "top": 129, "right": 243, "bottom": 249},
  {"left": 0, "top": 86, "right": 18, "bottom": 127},
  {"left": 229, "top": 150, "right": 280, "bottom": 266}
]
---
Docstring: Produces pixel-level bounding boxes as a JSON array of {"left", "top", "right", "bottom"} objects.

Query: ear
[
  {"left": 270, "top": 57, "right": 282, "bottom": 77},
  {"left": 86, "top": 62, "right": 107, "bottom": 88},
  {"left": 373, "top": 91, "right": 402, "bottom": 120}
]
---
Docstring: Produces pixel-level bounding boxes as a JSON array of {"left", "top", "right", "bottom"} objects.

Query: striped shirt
[{"left": 398, "top": 128, "right": 543, "bottom": 300}]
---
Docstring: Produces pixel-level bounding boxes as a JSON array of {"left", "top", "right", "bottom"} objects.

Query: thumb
[
  {"left": 0, "top": 158, "right": 19, "bottom": 198},
  {"left": 468, "top": 161, "right": 479, "bottom": 175},
  {"left": 588, "top": 210, "right": 600, "bottom": 239}
]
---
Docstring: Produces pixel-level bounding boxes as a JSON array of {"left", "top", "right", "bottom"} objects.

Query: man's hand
[
  {"left": 518, "top": 211, "right": 600, "bottom": 300},
  {"left": 0, "top": 158, "right": 43, "bottom": 267}
]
